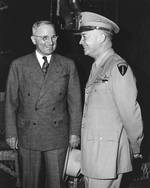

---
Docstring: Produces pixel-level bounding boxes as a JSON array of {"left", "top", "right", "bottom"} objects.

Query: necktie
[{"left": 42, "top": 56, "right": 49, "bottom": 76}]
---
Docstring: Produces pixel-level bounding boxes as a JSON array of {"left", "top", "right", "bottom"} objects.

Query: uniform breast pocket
[{"left": 93, "top": 81, "right": 109, "bottom": 92}]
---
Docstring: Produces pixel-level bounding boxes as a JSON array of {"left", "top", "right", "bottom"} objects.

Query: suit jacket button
[
  {"left": 35, "top": 107, "right": 38, "bottom": 111},
  {"left": 33, "top": 122, "right": 36, "bottom": 125},
  {"left": 53, "top": 121, "right": 57, "bottom": 127},
  {"left": 52, "top": 107, "right": 55, "bottom": 111}
]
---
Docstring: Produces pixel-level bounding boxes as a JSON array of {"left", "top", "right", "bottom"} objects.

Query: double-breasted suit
[
  {"left": 81, "top": 49, "right": 143, "bottom": 180},
  {"left": 5, "top": 52, "right": 82, "bottom": 187}
]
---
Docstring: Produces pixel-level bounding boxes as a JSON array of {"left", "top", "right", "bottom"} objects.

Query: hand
[
  {"left": 6, "top": 137, "right": 18, "bottom": 149},
  {"left": 69, "top": 135, "right": 80, "bottom": 148}
]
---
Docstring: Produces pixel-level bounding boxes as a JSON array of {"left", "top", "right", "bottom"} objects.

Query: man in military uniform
[{"left": 77, "top": 12, "right": 143, "bottom": 188}]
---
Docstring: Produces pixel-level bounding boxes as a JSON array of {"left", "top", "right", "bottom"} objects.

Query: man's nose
[
  {"left": 79, "top": 37, "right": 83, "bottom": 45},
  {"left": 46, "top": 37, "right": 53, "bottom": 44}
]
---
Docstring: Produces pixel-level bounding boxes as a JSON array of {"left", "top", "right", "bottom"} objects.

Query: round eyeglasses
[{"left": 33, "top": 35, "right": 58, "bottom": 42}]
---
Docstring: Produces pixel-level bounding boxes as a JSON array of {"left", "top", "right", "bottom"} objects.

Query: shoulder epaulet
[{"left": 117, "top": 62, "right": 128, "bottom": 76}]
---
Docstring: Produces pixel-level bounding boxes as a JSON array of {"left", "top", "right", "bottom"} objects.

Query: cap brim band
[{"left": 73, "top": 26, "right": 113, "bottom": 34}]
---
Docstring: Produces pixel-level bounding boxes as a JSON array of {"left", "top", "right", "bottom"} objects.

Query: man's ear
[
  {"left": 31, "top": 36, "right": 36, "bottom": 45},
  {"left": 98, "top": 32, "right": 106, "bottom": 44}
]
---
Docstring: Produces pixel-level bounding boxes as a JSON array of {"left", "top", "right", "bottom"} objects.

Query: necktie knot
[
  {"left": 42, "top": 56, "right": 49, "bottom": 76},
  {"left": 43, "top": 56, "right": 48, "bottom": 62}
]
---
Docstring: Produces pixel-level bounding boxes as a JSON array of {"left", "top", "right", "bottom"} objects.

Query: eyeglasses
[{"left": 33, "top": 35, "right": 58, "bottom": 42}]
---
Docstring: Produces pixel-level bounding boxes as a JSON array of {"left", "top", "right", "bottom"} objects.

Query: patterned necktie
[{"left": 42, "top": 56, "right": 49, "bottom": 76}]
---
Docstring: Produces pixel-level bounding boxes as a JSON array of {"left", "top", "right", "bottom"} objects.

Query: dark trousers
[{"left": 19, "top": 147, "right": 67, "bottom": 188}]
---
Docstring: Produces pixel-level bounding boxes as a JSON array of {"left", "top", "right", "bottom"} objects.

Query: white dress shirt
[{"left": 35, "top": 50, "right": 52, "bottom": 68}]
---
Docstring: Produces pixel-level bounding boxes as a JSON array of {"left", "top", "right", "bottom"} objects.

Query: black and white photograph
[{"left": 0, "top": 0, "right": 150, "bottom": 188}]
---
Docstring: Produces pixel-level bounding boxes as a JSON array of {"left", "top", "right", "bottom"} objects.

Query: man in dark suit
[{"left": 5, "top": 20, "right": 82, "bottom": 188}]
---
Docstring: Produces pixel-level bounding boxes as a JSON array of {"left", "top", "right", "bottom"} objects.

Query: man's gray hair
[{"left": 32, "top": 20, "right": 55, "bottom": 35}]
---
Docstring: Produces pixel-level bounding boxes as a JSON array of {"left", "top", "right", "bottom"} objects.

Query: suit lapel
[
  {"left": 37, "top": 54, "right": 63, "bottom": 101},
  {"left": 44, "top": 54, "right": 62, "bottom": 81},
  {"left": 30, "top": 53, "right": 45, "bottom": 86}
]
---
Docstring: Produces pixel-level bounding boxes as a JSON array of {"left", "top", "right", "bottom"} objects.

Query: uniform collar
[{"left": 94, "top": 48, "right": 114, "bottom": 68}]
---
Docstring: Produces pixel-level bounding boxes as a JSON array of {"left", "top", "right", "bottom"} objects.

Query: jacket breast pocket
[
  {"left": 94, "top": 80, "right": 109, "bottom": 91},
  {"left": 53, "top": 74, "right": 69, "bottom": 97},
  {"left": 58, "top": 73, "right": 69, "bottom": 81}
]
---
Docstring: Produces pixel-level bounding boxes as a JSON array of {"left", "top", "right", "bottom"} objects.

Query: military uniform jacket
[
  {"left": 81, "top": 49, "right": 143, "bottom": 179},
  {"left": 5, "top": 52, "right": 82, "bottom": 151}
]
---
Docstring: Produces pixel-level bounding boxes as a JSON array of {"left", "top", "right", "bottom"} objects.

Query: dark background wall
[{"left": 0, "top": 0, "right": 150, "bottom": 159}]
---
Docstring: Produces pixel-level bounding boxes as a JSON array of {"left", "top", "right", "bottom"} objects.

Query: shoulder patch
[{"left": 117, "top": 63, "right": 128, "bottom": 76}]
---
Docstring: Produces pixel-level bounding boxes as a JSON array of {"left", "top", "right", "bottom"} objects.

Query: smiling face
[
  {"left": 79, "top": 29, "right": 105, "bottom": 58},
  {"left": 31, "top": 23, "right": 57, "bottom": 56}
]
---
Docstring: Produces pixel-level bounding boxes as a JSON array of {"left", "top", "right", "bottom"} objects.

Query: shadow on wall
[{"left": 134, "top": 19, "right": 150, "bottom": 161}]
